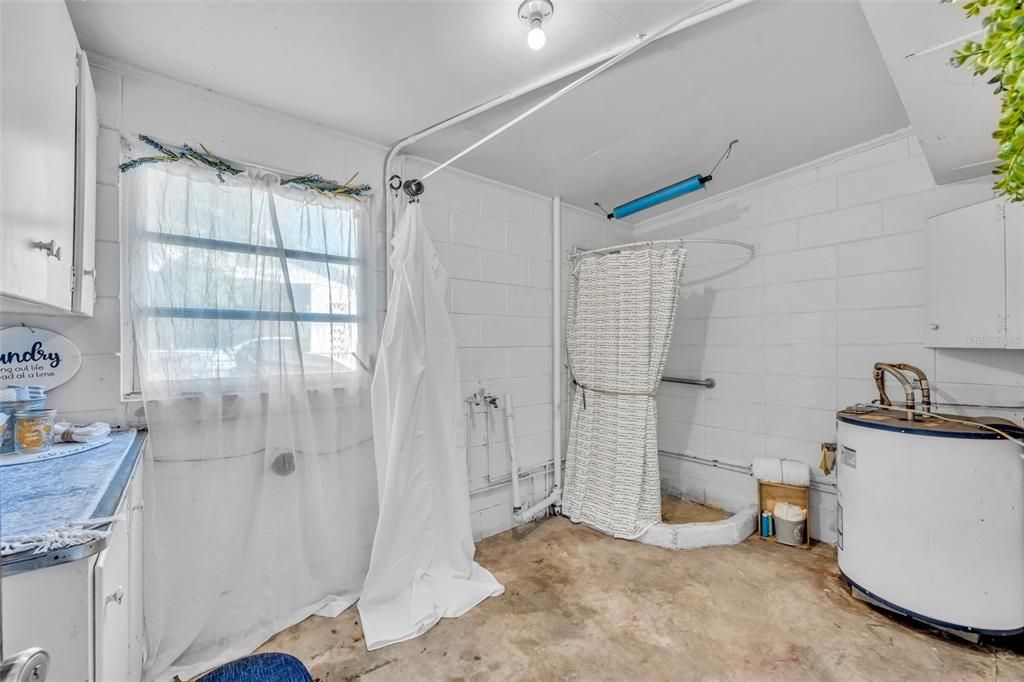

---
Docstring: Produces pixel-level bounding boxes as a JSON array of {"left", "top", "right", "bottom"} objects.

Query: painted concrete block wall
[
  {"left": 383, "top": 165, "right": 634, "bottom": 540},
  {"left": 634, "top": 131, "right": 1024, "bottom": 542},
  {"left": 401, "top": 157, "right": 558, "bottom": 540}
]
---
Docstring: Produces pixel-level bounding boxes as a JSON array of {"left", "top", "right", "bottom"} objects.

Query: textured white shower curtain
[
  {"left": 358, "top": 203, "right": 503, "bottom": 650},
  {"left": 124, "top": 164, "right": 378, "bottom": 681},
  {"left": 562, "top": 249, "right": 686, "bottom": 539}
]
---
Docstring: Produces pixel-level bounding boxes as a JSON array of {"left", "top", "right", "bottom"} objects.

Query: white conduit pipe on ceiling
[
  {"left": 382, "top": 0, "right": 759, "bottom": 279},
  {"left": 380, "top": 0, "right": 758, "bottom": 519}
]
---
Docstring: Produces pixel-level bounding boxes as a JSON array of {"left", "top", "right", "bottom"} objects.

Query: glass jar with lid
[{"left": 14, "top": 408, "right": 57, "bottom": 454}]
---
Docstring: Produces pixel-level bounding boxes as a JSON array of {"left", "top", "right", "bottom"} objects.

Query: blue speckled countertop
[{"left": 1, "top": 430, "right": 144, "bottom": 541}]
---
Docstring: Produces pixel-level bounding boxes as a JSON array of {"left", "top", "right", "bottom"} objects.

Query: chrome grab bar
[{"left": 662, "top": 376, "right": 715, "bottom": 389}]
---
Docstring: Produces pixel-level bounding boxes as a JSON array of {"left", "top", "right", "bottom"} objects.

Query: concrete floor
[{"left": 260, "top": 502, "right": 1024, "bottom": 681}]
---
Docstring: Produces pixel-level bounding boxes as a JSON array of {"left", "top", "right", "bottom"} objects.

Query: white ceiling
[
  {"left": 67, "top": 0, "right": 911, "bottom": 219},
  {"left": 860, "top": 1, "right": 999, "bottom": 185}
]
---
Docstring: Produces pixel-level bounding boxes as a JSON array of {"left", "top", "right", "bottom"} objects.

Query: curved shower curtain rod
[{"left": 569, "top": 238, "right": 755, "bottom": 261}]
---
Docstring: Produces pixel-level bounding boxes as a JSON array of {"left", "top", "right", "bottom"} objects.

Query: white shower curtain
[
  {"left": 358, "top": 203, "right": 503, "bottom": 650},
  {"left": 124, "top": 163, "right": 378, "bottom": 681},
  {"left": 562, "top": 248, "right": 686, "bottom": 539}
]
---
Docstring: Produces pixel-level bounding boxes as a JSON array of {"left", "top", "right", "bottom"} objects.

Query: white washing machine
[{"left": 837, "top": 406, "right": 1024, "bottom": 638}]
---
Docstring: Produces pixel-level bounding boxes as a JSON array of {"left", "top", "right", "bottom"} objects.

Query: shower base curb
[{"left": 637, "top": 504, "right": 757, "bottom": 550}]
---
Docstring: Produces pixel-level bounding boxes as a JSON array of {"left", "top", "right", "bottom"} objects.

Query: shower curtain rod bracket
[{"left": 402, "top": 178, "right": 425, "bottom": 202}]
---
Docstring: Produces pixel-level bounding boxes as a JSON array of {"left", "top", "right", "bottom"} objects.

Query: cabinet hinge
[
  {"left": 74, "top": 53, "right": 81, "bottom": 87},
  {"left": 70, "top": 265, "right": 77, "bottom": 294}
]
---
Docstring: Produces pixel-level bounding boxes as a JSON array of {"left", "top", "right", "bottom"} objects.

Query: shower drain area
[{"left": 637, "top": 495, "right": 757, "bottom": 550}]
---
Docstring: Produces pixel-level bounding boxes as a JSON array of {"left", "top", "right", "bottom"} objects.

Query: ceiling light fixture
[{"left": 519, "top": 0, "right": 554, "bottom": 51}]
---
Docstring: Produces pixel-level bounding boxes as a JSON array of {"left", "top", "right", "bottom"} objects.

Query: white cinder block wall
[
  {"left": 636, "top": 130, "right": 1024, "bottom": 542},
  {"left": 394, "top": 162, "right": 634, "bottom": 539},
  {"left": 401, "top": 158, "right": 558, "bottom": 539}
]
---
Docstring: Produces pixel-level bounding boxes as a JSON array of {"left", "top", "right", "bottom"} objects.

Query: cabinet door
[
  {"left": 127, "top": 462, "right": 145, "bottom": 681},
  {"left": 94, "top": 517, "right": 131, "bottom": 682},
  {"left": 73, "top": 51, "right": 98, "bottom": 317},
  {"left": 1004, "top": 202, "right": 1024, "bottom": 348},
  {"left": 0, "top": 2, "right": 78, "bottom": 310},
  {"left": 925, "top": 199, "right": 1006, "bottom": 348},
  {"left": 2, "top": 560, "right": 93, "bottom": 681}
]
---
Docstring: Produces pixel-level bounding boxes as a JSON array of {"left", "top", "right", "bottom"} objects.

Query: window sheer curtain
[{"left": 123, "top": 164, "right": 378, "bottom": 681}]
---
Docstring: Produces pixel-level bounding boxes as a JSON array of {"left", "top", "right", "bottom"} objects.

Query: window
[{"left": 121, "top": 164, "right": 369, "bottom": 397}]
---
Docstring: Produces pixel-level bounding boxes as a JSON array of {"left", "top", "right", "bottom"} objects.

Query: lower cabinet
[
  {"left": 94, "top": 460, "right": 144, "bottom": 682},
  {"left": 0, "top": 459, "right": 144, "bottom": 681}
]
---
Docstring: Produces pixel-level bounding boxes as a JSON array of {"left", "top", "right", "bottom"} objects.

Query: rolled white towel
[
  {"left": 781, "top": 459, "right": 810, "bottom": 487},
  {"left": 752, "top": 457, "right": 783, "bottom": 483},
  {"left": 54, "top": 422, "right": 112, "bottom": 443}
]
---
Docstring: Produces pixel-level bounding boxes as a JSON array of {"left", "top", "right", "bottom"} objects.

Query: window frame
[{"left": 119, "top": 173, "right": 365, "bottom": 401}]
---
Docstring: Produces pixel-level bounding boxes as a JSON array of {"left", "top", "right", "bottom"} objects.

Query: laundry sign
[{"left": 0, "top": 326, "right": 82, "bottom": 390}]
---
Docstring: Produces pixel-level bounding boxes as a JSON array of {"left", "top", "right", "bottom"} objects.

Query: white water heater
[{"left": 837, "top": 406, "right": 1024, "bottom": 638}]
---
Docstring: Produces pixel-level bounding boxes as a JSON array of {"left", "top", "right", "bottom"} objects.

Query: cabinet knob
[
  {"left": 31, "top": 240, "right": 61, "bottom": 261},
  {"left": 0, "top": 647, "right": 49, "bottom": 682},
  {"left": 930, "top": 323, "right": 940, "bottom": 330},
  {"left": 105, "top": 587, "right": 124, "bottom": 606}
]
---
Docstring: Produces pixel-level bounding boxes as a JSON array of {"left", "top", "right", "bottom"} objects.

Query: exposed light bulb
[{"left": 527, "top": 19, "right": 546, "bottom": 50}]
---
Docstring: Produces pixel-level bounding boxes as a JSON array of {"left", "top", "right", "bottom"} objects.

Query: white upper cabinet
[
  {"left": 73, "top": 51, "right": 99, "bottom": 317},
  {"left": 1003, "top": 201, "right": 1024, "bottom": 349},
  {"left": 0, "top": 1, "right": 98, "bottom": 316},
  {"left": 926, "top": 198, "right": 1023, "bottom": 349}
]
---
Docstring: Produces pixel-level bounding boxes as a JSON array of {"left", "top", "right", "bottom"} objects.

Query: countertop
[{"left": 1, "top": 429, "right": 146, "bottom": 575}]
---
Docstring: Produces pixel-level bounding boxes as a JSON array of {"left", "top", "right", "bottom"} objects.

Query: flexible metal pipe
[
  {"left": 873, "top": 362, "right": 917, "bottom": 420},
  {"left": 891, "top": 363, "right": 932, "bottom": 412}
]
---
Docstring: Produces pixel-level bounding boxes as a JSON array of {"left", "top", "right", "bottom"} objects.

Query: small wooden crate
[{"left": 757, "top": 480, "right": 811, "bottom": 549}]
